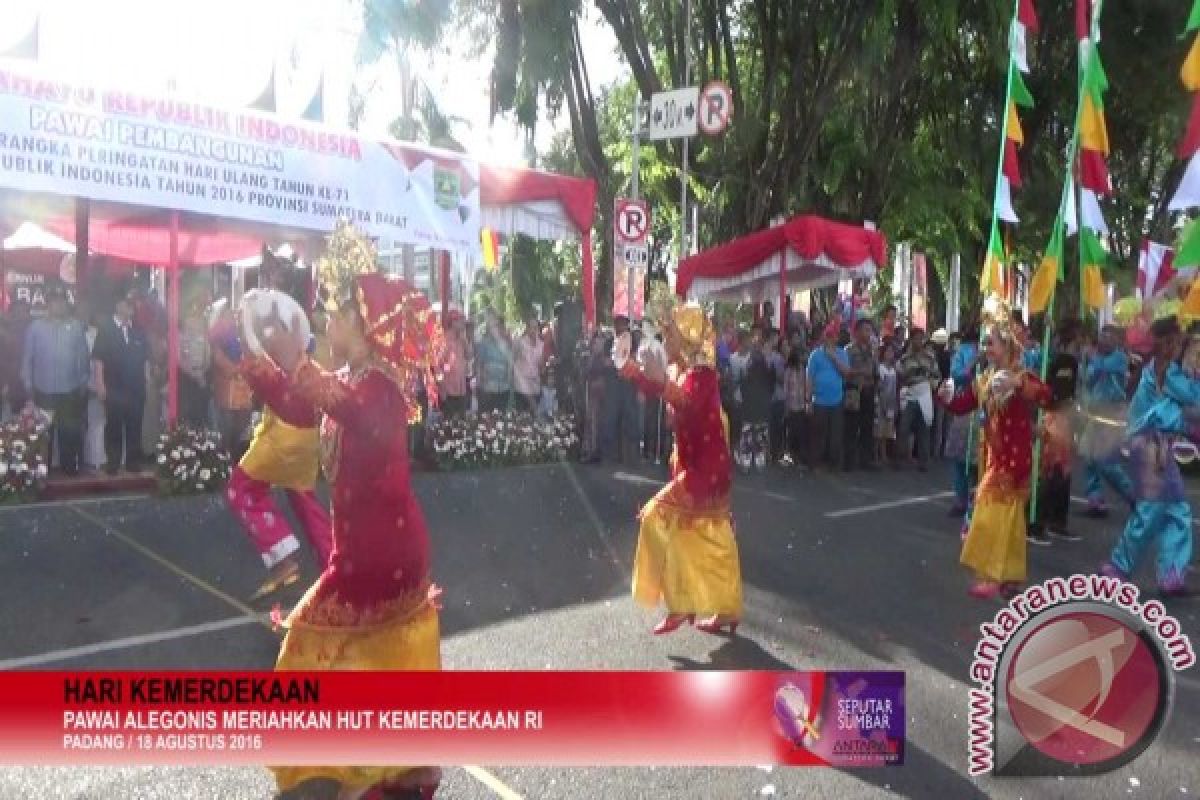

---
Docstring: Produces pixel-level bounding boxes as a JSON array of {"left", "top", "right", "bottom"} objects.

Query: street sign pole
[
  {"left": 679, "top": 0, "right": 691, "bottom": 262},
  {"left": 629, "top": 103, "right": 641, "bottom": 320}
]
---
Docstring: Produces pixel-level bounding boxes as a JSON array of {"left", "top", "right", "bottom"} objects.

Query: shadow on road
[{"left": 668, "top": 636, "right": 797, "bottom": 672}]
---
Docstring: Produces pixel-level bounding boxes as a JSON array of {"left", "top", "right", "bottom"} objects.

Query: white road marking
[
  {"left": 0, "top": 493, "right": 149, "bottom": 513},
  {"left": 824, "top": 492, "right": 954, "bottom": 519},
  {"left": 0, "top": 615, "right": 265, "bottom": 669},
  {"left": 612, "top": 470, "right": 795, "bottom": 503},
  {"left": 561, "top": 463, "right": 628, "bottom": 568}
]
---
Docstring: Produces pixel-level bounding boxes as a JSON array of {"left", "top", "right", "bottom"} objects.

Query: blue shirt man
[
  {"left": 808, "top": 341, "right": 848, "bottom": 407},
  {"left": 1087, "top": 328, "right": 1129, "bottom": 407},
  {"left": 21, "top": 298, "right": 89, "bottom": 396}
]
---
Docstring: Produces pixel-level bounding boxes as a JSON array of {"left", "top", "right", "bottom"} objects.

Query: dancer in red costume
[
  {"left": 254, "top": 223, "right": 443, "bottom": 800},
  {"left": 218, "top": 259, "right": 332, "bottom": 599},
  {"left": 621, "top": 302, "right": 742, "bottom": 635}
]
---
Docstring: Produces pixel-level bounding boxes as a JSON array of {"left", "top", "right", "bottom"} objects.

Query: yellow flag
[
  {"left": 982, "top": 251, "right": 1002, "bottom": 295},
  {"left": 1184, "top": 34, "right": 1200, "bottom": 91},
  {"left": 1080, "top": 94, "right": 1110, "bottom": 155},
  {"left": 1028, "top": 253, "right": 1058, "bottom": 314},
  {"left": 1184, "top": 277, "right": 1200, "bottom": 322},
  {"left": 1006, "top": 101, "right": 1024, "bottom": 146},
  {"left": 1082, "top": 264, "right": 1107, "bottom": 309}
]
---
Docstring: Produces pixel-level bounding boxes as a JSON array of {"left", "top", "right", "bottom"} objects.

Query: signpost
[
  {"left": 614, "top": 198, "right": 651, "bottom": 320},
  {"left": 698, "top": 81, "right": 734, "bottom": 135},
  {"left": 648, "top": 88, "right": 700, "bottom": 141}
]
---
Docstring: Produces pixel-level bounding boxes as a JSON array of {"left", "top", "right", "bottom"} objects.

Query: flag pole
[
  {"left": 963, "top": 0, "right": 1023, "bottom": 525},
  {"left": 1030, "top": 0, "right": 1103, "bottom": 528}
]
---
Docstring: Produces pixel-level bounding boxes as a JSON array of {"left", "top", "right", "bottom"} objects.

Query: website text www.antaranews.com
[{"left": 966, "top": 574, "right": 1195, "bottom": 776}]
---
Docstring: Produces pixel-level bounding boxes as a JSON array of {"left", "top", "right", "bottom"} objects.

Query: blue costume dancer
[
  {"left": 1101, "top": 318, "right": 1195, "bottom": 597},
  {"left": 944, "top": 337, "right": 980, "bottom": 519},
  {"left": 1082, "top": 325, "right": 1135, "bottom": 516}
]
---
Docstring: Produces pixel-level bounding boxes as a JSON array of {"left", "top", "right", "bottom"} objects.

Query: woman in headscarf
[
  {"left": 939, "top": 307, "right": 1052, "bottom": 599},
  {"left": 620, "top": 302, "right": 742, "bottom": 635},
  {"left": 248, "top": 223, "right": 443, "bottom": 800}
]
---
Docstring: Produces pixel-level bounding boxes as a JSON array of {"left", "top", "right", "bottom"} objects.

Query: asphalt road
[{"left": 0, "top": 460, "right": 1197, "bottom": 800}]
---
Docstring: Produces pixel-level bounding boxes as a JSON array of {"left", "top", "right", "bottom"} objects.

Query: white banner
[{"left": 0, "top": 64, "right": 481, "bottom": 252}]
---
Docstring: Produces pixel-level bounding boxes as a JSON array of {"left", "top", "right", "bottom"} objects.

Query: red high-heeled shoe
[
  {"left": 652, "top": 614, "right": 694, "bottom": 635},
  {"left": 967, "top": 582, "right": 1001, "bottom": 600},
  {"left": 695, "top": 616, "right": 739, "bottom": 636}
]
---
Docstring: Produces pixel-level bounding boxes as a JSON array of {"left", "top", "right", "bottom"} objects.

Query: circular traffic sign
[
  {"left": 615, "top": 198, "right": 650, "bottom": 243},
  {"left": 698, "top": 81, "right": 734, "bottom": 135}
]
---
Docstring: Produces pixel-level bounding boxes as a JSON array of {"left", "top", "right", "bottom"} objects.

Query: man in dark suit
[{"left": 92, "top": 295, "right": 148, "bottom": 474}]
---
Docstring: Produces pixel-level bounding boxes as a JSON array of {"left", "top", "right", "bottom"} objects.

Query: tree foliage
[{"left": 359, "top": 0, "right": 1193, "bottom": 325}]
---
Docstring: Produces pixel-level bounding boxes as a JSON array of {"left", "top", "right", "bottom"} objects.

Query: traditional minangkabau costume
[
  {"left": 1101, "top": 358, "right": 1199, "bottom": 596},
  {"left": 1081, "top": 346, "right": 1135, "bottom": 515},
  {"left": 941, "top": 321, "right": 1052, "bottom": 597},
  {"left": 624, "top": 305, "right": 743, "bottom": 633},
  {"left": 266, "top": 225, "right": 445, "bottom": 798},
  {"left": 227, "top": 361, "right": 332, "bottom": 594}
]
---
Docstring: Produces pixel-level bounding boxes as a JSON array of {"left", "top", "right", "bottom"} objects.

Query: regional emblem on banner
[{"left": 434, "top": 168, "right": 461, "bottom": 211}]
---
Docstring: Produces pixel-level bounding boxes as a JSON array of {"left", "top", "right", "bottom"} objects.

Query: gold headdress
[
  {"left": 315, "top": 219, "right": 381, "bottom": 313},
  {"left": 980, "top": 293, "right": 1023, "bottom": 363},
  {"left": 314, "top": 221, "right": 445, "bottom": 423},
  {"left": 668, "top": 303, "right": 716, "bottom": 368}
]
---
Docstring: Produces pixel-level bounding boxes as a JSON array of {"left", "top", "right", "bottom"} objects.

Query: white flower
[
  {"left": 200, "top": 468, "right": 211, "bottom": 481},
  {"left": 0, "top": 464, "right": 7, "bottom": 477},
  {"left": 36, "top": 464, "right": 47, "bottom": 478}
]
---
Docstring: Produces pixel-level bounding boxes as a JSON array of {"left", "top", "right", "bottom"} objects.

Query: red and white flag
[{"left": 1138, "top": 240, "right": 1176, "bottom": 299}]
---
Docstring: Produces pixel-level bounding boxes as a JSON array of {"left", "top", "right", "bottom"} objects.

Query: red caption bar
[{"left": 0, "top": 671, "right": 905, "bottom": 767}]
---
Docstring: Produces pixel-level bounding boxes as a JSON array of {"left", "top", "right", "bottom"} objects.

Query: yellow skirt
[
  {"left": 239, "top": 410, "right": 320, "bottom": 491},
  {"left": 632, "top": 496, "right": 743, "bottom": 617},
  {"left": 960, "top": 497, "right": 1027, "bottom": 583},
  {"left": 271, "top": 598, "right": 441, "bottom": 793}
]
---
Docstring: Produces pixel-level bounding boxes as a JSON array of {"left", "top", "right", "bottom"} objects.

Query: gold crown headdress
[{"left": 315, "top": 219, "right": 381, "bottom": 313}]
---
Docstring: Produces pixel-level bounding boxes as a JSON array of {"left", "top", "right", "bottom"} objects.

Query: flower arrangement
[
  {"left": 155, "top": 425, "right": 231, "bottom": 495},
  {"left": 428, "top": 411, "right": 579, "bottom": 470},
  {"left": 0, "top": 416, "right": 50, "bottom": 504}
]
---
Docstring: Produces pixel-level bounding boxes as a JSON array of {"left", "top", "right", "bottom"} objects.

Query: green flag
[
  {"left": 1084, "top": 44, "right": 1108, "bottom": 106},
  {"left": 1081, "top": 227, "right": 1107, "bottom": 267},
  {"left": 1176, "top": 220, "right": 1200, "bottom": 268},
  {"left": 1011, "top": 65, "right": 1035, "bottom": 108},
  {"left": 1188, "top": 0, "right": 1200, "bottom": 34}
]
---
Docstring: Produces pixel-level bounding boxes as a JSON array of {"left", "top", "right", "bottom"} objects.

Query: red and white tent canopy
[
  {"left": 480, "top": 164, "right": 597, "bottom": 326},
  {"left": 676, "top": 215, "right": 886, "bottom": 303}
]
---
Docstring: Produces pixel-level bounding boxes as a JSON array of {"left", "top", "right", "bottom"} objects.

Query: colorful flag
[
  {"left": 1171, "top": 153, "right": 1200, "bottom": 212},
  {"left": 1011, "top": 66, "right": 1035, "bottom": 108},
  {"left": 1137, "top": 241, "right": 1176, "bottom": 298},
  {"left": 1018, "top": 0, "right": 1040, "bottom": 32},
  {"left": 1011, "top": 21, "right": 1030, "bottom": 74},
  {"left": 481, "top": 228, "right": 500, "bottom": 270},
  {"left": 995, "top": 176, "right": 1019, "bottom": 223},
  {"left": 1076, "top": 0, "right": 1091, "bottom": 40},
  {"left": 1080, "top": 188, "right": 1109, "bottom": 234},
  {"left": 1176, "top": 221, "right": 1200, "bottom": 269},
  {"left": 982, "top": 228, "right": 1006, "bottom": 295},
  {"left": 1080, "top": 94, "right": 1109, "bottom": 154},
  {"left": 1183, "top": 34, "right": 1200, "bottom": 91},
  {"left": 1029, "top": 221, "right": 1065, "bottom": 314},
  {"left": 1189, "top": 0, "right": 1200, "bottom": 34},
  {"left": 1079, "top": 149, "right": 1111, "bottom": 194},
  {"left": 1006, "top": 101, "right": 1025, "bottom": 146},
  {"left": 1003, "top": 139, "right": 1022, "bottom": 188},
  {"left": 1081, "top": 228, "right": 1108, "bottom": 309}
]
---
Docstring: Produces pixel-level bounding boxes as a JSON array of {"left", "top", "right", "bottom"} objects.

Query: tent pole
[
  {"left": 74, "top": 199, "right": 89, "bottom": 298},
  {"left": 439, "top": 251, "right": 451, "bottom": 323},
  {"left": 779, "top": 249, "right": 787, "bottom": 334},
  {"left": 167, "top": 211, "right": 180, "bottom": 428}
]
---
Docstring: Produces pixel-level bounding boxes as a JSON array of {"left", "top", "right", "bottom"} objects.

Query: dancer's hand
[{"left": 262, "top": 309, "right": 306, "bottom": 373}]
